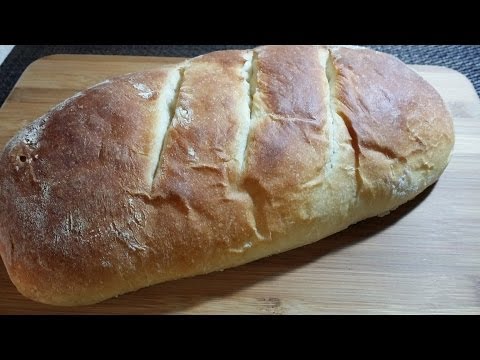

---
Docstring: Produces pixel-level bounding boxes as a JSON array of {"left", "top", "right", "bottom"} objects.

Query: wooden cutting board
[{"left": 0, "top": 54, "right": 479, "bottom": 314}]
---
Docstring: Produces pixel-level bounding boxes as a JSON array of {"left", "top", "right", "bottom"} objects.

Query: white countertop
[{"left": 0, "top": 45, "right": 14, "bottom": 66}]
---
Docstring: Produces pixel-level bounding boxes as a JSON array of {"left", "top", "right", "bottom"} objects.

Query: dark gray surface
[{"left": 1, "top": 45, "right": 479, "bottom": 107}]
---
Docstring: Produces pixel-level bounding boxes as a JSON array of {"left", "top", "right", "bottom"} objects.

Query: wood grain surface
[{"left": 0, "top": 54, "right": 479, "bottom": 314}]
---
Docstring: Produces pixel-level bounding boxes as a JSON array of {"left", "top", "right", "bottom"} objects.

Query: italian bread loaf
[{"left": 0, "top": 46, "right": 454, "bottom": 306}]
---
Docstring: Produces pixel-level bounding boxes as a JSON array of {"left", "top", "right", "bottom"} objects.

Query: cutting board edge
[
  {"left": 19, "top": 54, "right": 479, "bottom": 99},
  {"left": 34, "top": 53, "right": 186, "bottom": 63}
]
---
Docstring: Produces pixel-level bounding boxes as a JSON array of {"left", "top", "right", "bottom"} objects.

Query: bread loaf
[{"left": 0, "top": 46, "right": 455, "bottom": 306}]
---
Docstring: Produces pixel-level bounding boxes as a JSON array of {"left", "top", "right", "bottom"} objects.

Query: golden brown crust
[
  {"left": 0, "top": 46, "right": 455, "bottom": 306},
  {"left": 329, "top": 46, "right": 454, "bottom": 212},
  {"left": 0, "top": 70, "right": 177, "bottom": 304},
  {"left": 144, "top": 49, "right": 260, "bottom": 282},
  {"left": 243, "top": 45, "right": 331, "bottom": 238}
]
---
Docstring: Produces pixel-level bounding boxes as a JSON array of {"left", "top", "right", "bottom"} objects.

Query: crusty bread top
[
  {"left": 0, "top": 46, "right": 454, "bottom": 305},
  {"left": 330, "top": 46, "right": 454, "bottom": 202}
]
